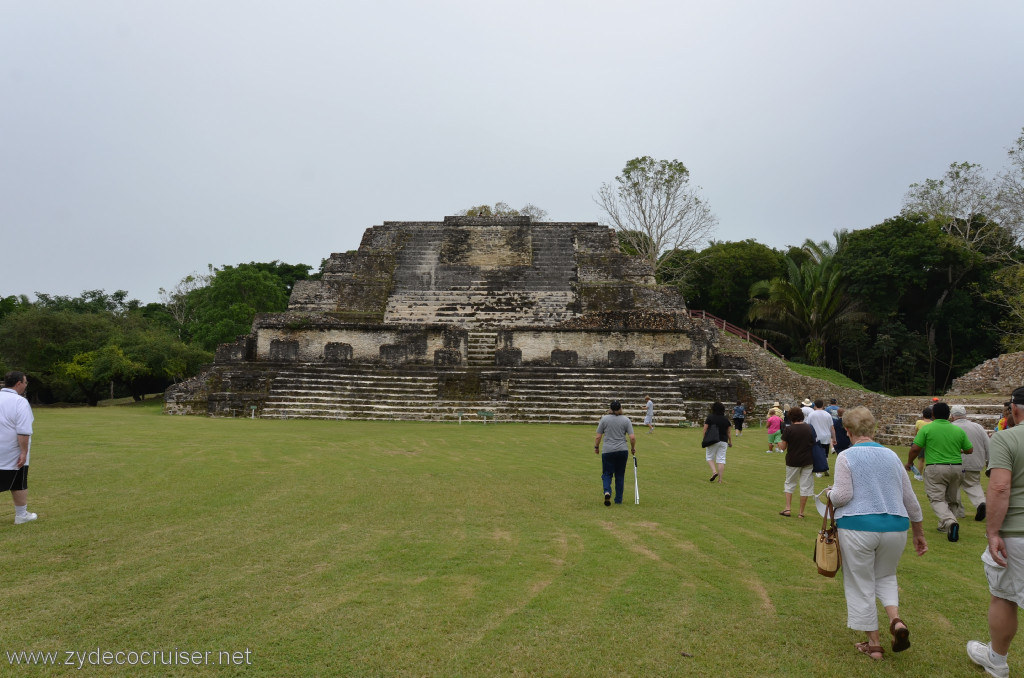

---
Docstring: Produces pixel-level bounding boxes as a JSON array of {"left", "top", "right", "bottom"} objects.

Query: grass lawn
[{"left": 0, "top": 405, "right": 997, "bottom": 676}]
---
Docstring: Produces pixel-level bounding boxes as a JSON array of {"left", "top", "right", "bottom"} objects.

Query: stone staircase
[
  {"left": 384, "top": 288, "right": 576, "bottom": 326},
  {"left": 876, "top": 402, "right": 1005, "bottom": 447},
  {"left": 505, "top": 366, "right": 748, "bottom": 425},
  {"left": 256, "top": 363, "right": 751, "bottom": 426},
  {"left": 260, "top": 365, "right": 503, "bottom": 421},
  {"left": 466, "top": 330, "right": 497, "bottom": 366},
  {"left": 381, "top": 222, "right": 579, "bottom": 327}
]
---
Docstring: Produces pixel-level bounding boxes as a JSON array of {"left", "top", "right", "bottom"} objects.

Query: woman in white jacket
[{"left": 826, "top": 407, "right": 928, "bottom": 661}]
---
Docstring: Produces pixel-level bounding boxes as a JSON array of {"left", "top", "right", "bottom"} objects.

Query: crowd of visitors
[{"left": 593, "top": 388, "right": 1023, "bottom": 672}]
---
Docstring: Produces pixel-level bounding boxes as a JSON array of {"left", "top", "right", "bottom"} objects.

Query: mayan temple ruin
[{"left": 164, "top": 216, "right": 752, "bottom": 424}]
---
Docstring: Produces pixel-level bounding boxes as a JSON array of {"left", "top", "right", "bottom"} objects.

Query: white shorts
[
  {"left": 705, "top": 441, "right": 727, "bottom": 464},
  {"left": 644, "top": 415, "right": 653, "bottom": 425},
  {"left": 982, "top": 537, "right": 1024, "bottom": 606}
]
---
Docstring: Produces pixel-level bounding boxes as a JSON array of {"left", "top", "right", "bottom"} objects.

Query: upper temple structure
[{"left": 165, "top": 216, "right": 751, "bottom": 423}]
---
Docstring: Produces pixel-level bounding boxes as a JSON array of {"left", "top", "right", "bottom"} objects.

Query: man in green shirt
[
  {"left": 967, "top": 387, "right": 1024, "bottom": 678},
  {"left": 906, "top": 402, "right": 972, "bottom": 542}
]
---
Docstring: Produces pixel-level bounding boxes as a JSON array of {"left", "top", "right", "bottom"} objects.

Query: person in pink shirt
[{"left": 766, "top": 406, "right": 783, "bottom": 453}]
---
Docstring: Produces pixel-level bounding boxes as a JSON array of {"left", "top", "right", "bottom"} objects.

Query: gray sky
[{"left": 3, "top": 0, "right": 1023, "bottom": 303}]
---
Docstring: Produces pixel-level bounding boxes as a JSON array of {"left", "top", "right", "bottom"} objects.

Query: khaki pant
[
  {"left": 959, "top": 470, "right": 986, "bottom": 514},
  {"left": 924, "top": 464, "right": 963, "bottom": 531}
]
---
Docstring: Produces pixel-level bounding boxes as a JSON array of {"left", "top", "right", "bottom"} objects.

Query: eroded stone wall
[{"left": 949, "top": 351, "right": 1024, "bottom": 396}]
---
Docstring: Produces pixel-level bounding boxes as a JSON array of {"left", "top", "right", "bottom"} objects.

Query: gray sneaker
[{"left": 967, "top": 640, "right": 1009, "bottom": 678}]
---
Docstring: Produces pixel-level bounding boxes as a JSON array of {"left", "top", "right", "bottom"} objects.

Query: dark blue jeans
[{"left": 601, "top": 450, "right": 629, "bottom": 503}]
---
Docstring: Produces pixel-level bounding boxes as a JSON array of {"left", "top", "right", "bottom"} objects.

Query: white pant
[
  {"left": 837, "top": 528, "right": 907, "bottom": 631},
  {"left": 705, "top": 441, "right": 727, "bottom": 464}
]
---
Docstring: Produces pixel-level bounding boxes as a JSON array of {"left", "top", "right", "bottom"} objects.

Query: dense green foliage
[
  {"left": 677, "top": 239, "right": 786, "bottom": 328},
  {"left": 0, "top": 294, "right": 212, "bottom": 405},
  {"left": 671, "top": 219, "right": 1012, "bottom": 395},
  {"left": 0, "top": 261, "right": 311, "bottom": 405}
]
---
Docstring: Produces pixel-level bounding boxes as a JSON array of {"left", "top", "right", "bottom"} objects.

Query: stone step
[{"left": 255, "top": 363, "right": 746, "bottom": 425}]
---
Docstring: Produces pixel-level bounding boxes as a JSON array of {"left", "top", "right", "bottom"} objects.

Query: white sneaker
[
  {"left": 14, "top": 512, "right": 37, "bottom": 525},
  {"left": 765, "top": 450, "right": 773, "bottom": 454},
  {"left": 814, "top": 472, "right": 823, "bottom": 478},
  {"left": 967, "top": 641, "right": 1009, "bottom": 678}
]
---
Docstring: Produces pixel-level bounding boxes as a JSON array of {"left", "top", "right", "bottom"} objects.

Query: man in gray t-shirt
[{"left": 595, "top": 400, "right": 636, "bottom": 506}]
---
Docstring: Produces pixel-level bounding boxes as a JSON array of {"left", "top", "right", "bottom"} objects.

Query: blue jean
[{"left": 602, "top": 450, "right": 629, "bottom": 503}]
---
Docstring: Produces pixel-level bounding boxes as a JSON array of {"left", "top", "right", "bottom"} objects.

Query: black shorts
[
  {"left": 0, "top": 466, "right": 28, "bottom": 492},
  {"left": 733, "top": 418, "right": 744, "bottom": 431}
]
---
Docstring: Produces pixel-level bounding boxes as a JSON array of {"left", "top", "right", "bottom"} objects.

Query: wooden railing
[{"left": 688, "top": 310, "right": 785, "bottom": 360}]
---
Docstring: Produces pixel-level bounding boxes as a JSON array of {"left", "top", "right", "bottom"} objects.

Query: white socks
[
  {"left": 990, "top": 647, "right": 1009, "bottom": 666},
  {"left": 14, "top": 505, "right": 29, "bottom": 518}
]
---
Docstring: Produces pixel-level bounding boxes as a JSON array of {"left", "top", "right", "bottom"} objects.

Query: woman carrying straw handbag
[{"left": 824, "top": 407, "right": 928, "bottom": 662}]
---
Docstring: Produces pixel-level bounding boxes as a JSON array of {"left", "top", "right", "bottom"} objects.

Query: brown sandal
[
  {"left": 855, "top": 642, "right": 884, "bottom": 660},
  {"left": 890, "top": 617, "right": 910, "bottom": 652}
]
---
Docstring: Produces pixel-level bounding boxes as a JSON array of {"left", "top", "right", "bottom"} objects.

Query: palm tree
[{"left": 748, "top": 234, "right": 866, "bottom": 366}]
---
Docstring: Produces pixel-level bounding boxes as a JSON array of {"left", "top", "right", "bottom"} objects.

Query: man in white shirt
[
  {"left": 0, "top": 371, "right": 37, "bottom": 524},
  {"left": 800, "top": 398, "right": 814, "bottom": 421}
]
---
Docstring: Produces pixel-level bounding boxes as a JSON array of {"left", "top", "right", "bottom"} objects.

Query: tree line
[
  {"left": 0, "top": 262, "right": 314, "bottom": 405},
  {"left": 614, "top": 129, "right": 1024, "bottom": 396}
]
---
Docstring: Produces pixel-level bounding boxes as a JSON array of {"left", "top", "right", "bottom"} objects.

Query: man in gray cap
[
  {"left": 951, "top": 404, "right": 990, "bottom": 521},
  {"left": 594, "top": 401, "right": 636, "bottom": 506}
]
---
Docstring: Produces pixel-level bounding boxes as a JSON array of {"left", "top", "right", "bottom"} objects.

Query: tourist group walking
[{"left": 591, "top": 388, "right": 1024, "bottom": 674}]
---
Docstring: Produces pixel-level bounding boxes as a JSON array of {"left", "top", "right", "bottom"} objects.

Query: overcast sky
[{"left": 2, "top": 1, "right": 1023, "bottom": 303}]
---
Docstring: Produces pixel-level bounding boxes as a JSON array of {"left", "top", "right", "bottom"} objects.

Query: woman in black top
[
  {"left": 779, "top": 406, "right": 816, "bottom": 517},
  {"left": 703, "top": 401, "right": 733, "bottom": 483}
]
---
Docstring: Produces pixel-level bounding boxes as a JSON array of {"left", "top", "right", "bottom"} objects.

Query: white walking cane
[{"left": 633, "top": 455, "right": 640, "bottom": 505}]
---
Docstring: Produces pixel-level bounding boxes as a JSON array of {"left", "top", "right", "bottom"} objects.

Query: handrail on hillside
[{"left": 688, "top": 310, "right": 785, "bottom": 360}]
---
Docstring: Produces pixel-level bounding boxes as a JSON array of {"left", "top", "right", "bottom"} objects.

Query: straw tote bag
[{"left": 814, "top": 499, "right": 842, "bottom": 577}]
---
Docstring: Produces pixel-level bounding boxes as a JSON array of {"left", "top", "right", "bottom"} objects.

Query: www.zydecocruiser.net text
[{"left": 6, "top": 647, "right": 253, "bottom": 669}]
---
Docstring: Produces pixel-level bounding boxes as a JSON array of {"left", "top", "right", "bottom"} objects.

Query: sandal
[
  {"left": 798, "top": 513, "right": 805, "bottom": 518},
  {"left": 779, "top": 510, "right": 791, "bottom": 517},
  {"left": 855, "top": 642, "right": 884, "bottom": 660},
  {"left": 709, "top": 473, "right": 718, "bottom": 482},
  {"left": 890, "top": 618, "right": 910, "bottom": 652}
]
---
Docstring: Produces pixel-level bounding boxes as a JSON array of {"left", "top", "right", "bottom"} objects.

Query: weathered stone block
[
  {"left": 215, "top": 336, "right": 255, "bottom": 363},
  {"left": 717, "top": 355, "right": 750, "bottom": 370},
  {"left": 608, "top": 350, "right": 635, "bottom": 367},
  {"left": 663, "top": 350, "right": 693, "bottom": 368},
  {"left": 551, "top": 349, "right": 578, "bottom": 366},
  {"left": 495, "top": 348, "right": 522, "bottom": 367},
  {"left": 269, "top": 339, "right": 299, "bottom": 361},
  {"left": 434, "top": 348, "right": 462, "bottom": 366},
  {"left": 442, "top": 328, "right": 467, "bottom": 350},
  {"left": 324, "top": 342, "right": 353, "bottom": 363},
  {"left": 380, "top": 344, "right": 408, "bottom": 365}
]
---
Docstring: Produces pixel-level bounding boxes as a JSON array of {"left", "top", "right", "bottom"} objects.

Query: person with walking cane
[{"left": 595, "top": 401, "right": 636, "bottom": 506}]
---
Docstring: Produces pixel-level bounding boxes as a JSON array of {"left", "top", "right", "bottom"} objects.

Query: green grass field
[{"left": 0, "top": 405, "right": 999, "bottom": 676}]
